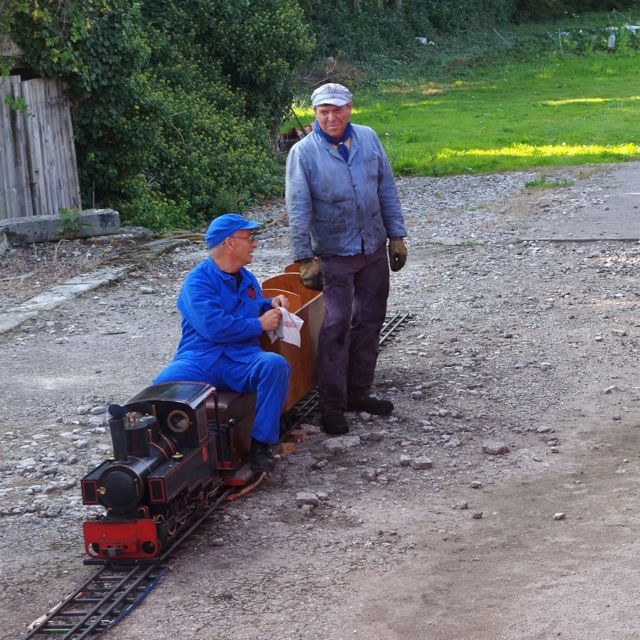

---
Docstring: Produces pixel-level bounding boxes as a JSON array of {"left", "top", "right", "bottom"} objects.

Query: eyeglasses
[{"left": 229, "top": 233, "right": 257, "bottom": 242}]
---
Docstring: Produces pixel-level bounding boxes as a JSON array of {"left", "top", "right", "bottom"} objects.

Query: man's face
[
  {"left": 314, "top": 102, "right": 353, "bottom": 139},
  {"left": 226, "top": 231, "right": 257, "bottom": 265}
]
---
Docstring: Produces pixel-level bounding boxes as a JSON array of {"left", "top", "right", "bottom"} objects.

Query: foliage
[
  {"left": 524, "top": 177, "right": 574, "bottom": 188},
  {"left": 57, "top": 207, "right": 88, "bottom": 239},
  {"left": 295, "top": 0, "right": 640, "bottom": 64},
  {"left": 296, "top": 0, "right": 518, "bottom": 63},
  {"left": 3, "top": 92, "right": 29, "bottom": 115},
  {"left": 298, "top": 0, "right": 410, "bottom": 62},
  {"left": 514, "top": 0, "right": 640, "bottom": 22},
  {"left": 202, "top": 2, "right": 316, "bottom": 123},
  {"left": 1, "top": 0, "right": 314, "bottom": 232},
  {"left": 417, "top": 0, "right": 515, "bottom": 32}
]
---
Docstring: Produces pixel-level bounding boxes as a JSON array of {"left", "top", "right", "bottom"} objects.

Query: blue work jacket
[
  {"left": 171, "top": 257, "right": 273, "bottom": 374},
  {"left": 286, "top": 123, "right": 407, "bottom": 261}
]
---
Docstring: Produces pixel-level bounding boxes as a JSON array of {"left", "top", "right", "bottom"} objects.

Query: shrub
[
  {"left": 1, "top": 0, "right": 314, "bottom": 231},
  {"left": 514, "top": 0, "right": 640, "bottom": 21},
  {"left": 297, "top": 0, "right": 519, "bottom": 62}
]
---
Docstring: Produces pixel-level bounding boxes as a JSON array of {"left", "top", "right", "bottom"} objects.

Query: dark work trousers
[{"left": 317, "top": 242, "right": 390, "bottom": 412}]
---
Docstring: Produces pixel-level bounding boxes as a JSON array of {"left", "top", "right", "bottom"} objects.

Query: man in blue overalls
[{"left": 154, "top": 213, "right": 290, "bottom": 472}]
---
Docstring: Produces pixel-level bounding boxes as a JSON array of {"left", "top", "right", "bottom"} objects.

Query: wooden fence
[{"left": 0, "top": 76, "right": 81, "bottom": 220}]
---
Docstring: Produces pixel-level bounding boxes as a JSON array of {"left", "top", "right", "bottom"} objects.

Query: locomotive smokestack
[
  {"left": 128, "top": 415, "right": 155, "bottom": 457},
  {"left": 108, "top": 404, "right": 129, "bottom": 462}
]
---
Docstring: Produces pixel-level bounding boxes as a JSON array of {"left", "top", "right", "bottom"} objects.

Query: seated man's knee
[
  {"left": 269, "top": 352, "right": 290, "bottom": 377},
  {"left": 153, "top": 361, "right": 197, "bottom": 385}
]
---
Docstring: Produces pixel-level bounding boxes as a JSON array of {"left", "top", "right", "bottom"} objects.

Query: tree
[{"left": 1, "top": 0, "right": 314, "bottom": 231}]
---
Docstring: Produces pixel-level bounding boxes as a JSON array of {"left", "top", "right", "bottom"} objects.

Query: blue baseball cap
[{"left": 204, "top": 213, "right": 261, "bottom": 249}]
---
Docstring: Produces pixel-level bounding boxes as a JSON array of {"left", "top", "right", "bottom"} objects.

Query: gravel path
[{"left": 1, "top": 162, "right": 640, "bottom": 640}]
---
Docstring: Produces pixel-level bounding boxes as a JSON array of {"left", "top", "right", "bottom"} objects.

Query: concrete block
[{"left": 0, "top": 209, "right": 120, "bottom": 245}]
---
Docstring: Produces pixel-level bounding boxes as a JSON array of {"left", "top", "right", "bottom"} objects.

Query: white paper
[{"left": 266, "top": 308, "right": 304, "bottom": 347}]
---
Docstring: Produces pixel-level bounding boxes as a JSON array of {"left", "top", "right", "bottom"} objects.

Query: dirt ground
[{"left": 1, "top": 162, "right": 639, "bottom": 640}]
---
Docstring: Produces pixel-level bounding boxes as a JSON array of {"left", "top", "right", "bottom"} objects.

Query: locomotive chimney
[
  {"left": 108, "top": 404, "right": 129, "bottom": 462},
  {"left": 128, "top": 415, "right": 156, "bottom": 457}
]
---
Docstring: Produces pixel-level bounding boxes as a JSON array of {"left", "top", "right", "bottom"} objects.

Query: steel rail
[{"left": 21, "top": 491, "right": 231, "bottom": 639}]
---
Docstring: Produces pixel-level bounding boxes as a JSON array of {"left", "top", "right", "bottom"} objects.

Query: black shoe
[
  {"left": 321, "top": 410, "right": 349, "bottom": 435},
  {"left": 250, "top": 438, "right": 275, "bottom": 473},
  {"left": 347, "top": 395, "right": 394, "bottom": 415}
]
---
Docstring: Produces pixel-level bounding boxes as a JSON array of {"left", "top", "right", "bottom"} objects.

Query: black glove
[
  {"left": 388, "top": 238, "right": 407, "bottom": 272},
  {"left": 298, "top": 258, "right": 323, "bottom": 291}
]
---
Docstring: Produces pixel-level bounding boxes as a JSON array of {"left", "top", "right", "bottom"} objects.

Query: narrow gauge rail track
[{"left": 21, "top": 312, "right": 413, "bottom": 640}]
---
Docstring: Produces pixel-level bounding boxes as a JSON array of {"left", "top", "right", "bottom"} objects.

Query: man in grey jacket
[{"left": 285, "top": 82, "right": 408, "bottom": 435}]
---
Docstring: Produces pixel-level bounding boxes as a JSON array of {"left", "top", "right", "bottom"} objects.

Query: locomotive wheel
[
  {"left": 195, "top": 490, "right": 208, "bottom": 508},
  {"left": 172, "top": 494, "right": 188, "bottom": 515}
]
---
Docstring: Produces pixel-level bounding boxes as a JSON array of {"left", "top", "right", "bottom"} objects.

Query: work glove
[
  {"left": 298, "top": 258, "right": 323, "bottom": 291},
  {"left": 388, "top": 238, "right": 408, "bottom": 272}
]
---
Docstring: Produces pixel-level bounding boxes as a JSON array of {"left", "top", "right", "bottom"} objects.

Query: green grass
[
  {"left": 291, "top": 46, "right": 640, "bottom": 176},
  {"left": 524, "top": 176, "right": 575, "bottom": 189},
  {"left": 367, "top": 53, "right": 640, "bottom": 176}
]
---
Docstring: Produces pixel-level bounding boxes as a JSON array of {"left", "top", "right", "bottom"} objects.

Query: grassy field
[
  {"left": 291, "top": 16, "right": 640, "bottom": 177},
  {"left": 363, "top": 54, "right": 640, "bottom": 176}
]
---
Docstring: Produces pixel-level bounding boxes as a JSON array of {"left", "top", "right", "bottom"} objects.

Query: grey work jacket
[{"left": 286, "top": 123, "right": 407, "bottom": 261}]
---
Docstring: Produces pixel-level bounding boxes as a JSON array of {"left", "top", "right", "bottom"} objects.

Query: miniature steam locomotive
[{"left": 80, "top": 267, "right": 322, "bottom": 562}]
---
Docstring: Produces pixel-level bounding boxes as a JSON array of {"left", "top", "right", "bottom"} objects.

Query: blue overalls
[{"left": 153, "top": 257, "right": 290, "bottom": 444}]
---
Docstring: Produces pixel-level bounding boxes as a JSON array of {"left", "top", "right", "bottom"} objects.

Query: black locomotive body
[
  {"left": 80, "top": 266, "right": 324, "bottom": 562},
  {"left": 81, "top": 382, "right": 257, "bottom": 560}
]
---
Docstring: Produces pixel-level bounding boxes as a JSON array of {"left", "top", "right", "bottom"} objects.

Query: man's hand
[
  {"left": 388, "top": 238, "right": 407, "bottom": 272},
  {"left": 271, "top": 294, "right": 290, "bottom": 310},
  {"left": 298, "top": 258, "right": 323, "bottom": 290},
  {"left": 259, "top": 308, "right": 282, "bottom": 332}
]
